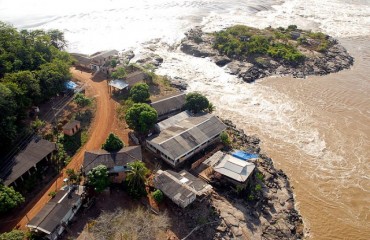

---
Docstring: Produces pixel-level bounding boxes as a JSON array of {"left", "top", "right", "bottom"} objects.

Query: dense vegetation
[
  {"left": 0, "top": 230, "right": 25, "bottom": 240},
  {"left": 185, "top": 92, "right": 211, "bottom": 114},
  {"left": 125, "top": 103, "right": 158, "bottom": 134},
  {"left": 0, "top": 22, "right": 72, "bottom": 151},
  {"left": 0, "top": 184, "right": 25, "bottom": 213},
  {"left": 213, "top": 25, "right": 331, "bottom": 64},
  {"left": 129, "top": 83, "right": 150, "bottom": 103},
  {"left": 86, "top": 165, "right": 110, "bottom": 193}
]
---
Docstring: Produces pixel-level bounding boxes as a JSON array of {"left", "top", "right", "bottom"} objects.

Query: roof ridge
[{"left": 158, "top": 114, "right": 215, "bottom": 145}]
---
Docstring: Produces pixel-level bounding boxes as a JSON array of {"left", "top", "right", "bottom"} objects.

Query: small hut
[{"left": 62, "top": 120, "right": 81, "bottom": 136}]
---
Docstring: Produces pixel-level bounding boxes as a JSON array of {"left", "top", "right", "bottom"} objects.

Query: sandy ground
[{"left": 2, "top": 68, "right": 130, "bottom": 231}]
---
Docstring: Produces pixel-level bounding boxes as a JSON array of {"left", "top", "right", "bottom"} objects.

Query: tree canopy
[
  {"left": 0, "top": 230, "right": 25, "bottom": 240},
  {"left": 0, "top": 22, "right": 72, "bottom": 151},
  {"left": 129, "top": 83, "right": 150, "bottom": 103},
  {"left": 101, "top": 133, "right": 124, "bottom": 152},
  {"left": 125, "top": 103, "right": 158, "bottom": 134},
  {"left": 185, "top": 92, "right": 210, "bottom": 114},
  {"left": 126, "top": 161, "right": 149, "bottom": 199},
  {"left": 0, "top": 184, "right": 25, "bottom": 213},
  {"left": 86, "top": 165, "right": 110, "bottom": 193}
]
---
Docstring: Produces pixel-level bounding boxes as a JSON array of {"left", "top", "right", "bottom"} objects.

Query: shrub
[
  {"left": 256, "top": 172, "right": 264, "bottom": 181},
  {"left": 48, "top": 191, "right": 57, "bottom": 198},
  {"left": 220, "top": 131, "right": 231, "bottom": 145},
  {"left": 74, "top": 93, "right": 92, "bottom": 108},
  {"left": 152, "top": 189, "right": 164, "bottom": 203},
  {"left": 255, "top": 184, "right": 262, "bottom": 192}
]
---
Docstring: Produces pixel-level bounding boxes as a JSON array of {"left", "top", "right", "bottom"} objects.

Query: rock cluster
[
  {"left": 181, "top": 28, "right": 354, "bottom": 83},
  {"left": 213, "top": 119, "right": 305, "bottom": 239}
]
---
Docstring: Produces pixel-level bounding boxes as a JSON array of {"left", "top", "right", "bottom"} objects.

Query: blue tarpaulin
[
  {"left": 232, "top": 150, "right": 258, "bottom": 161},
  {"left": 65, "top": 81, "right": 78, "bottom": 90}
]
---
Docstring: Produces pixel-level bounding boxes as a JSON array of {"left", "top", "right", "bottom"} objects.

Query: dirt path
[{"left": 3, "top": 68, "right": 129, "bottom": 231}]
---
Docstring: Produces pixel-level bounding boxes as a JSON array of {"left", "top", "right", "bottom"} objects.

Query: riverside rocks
[
  {"left": 166, "top": 119, "right": 304, "bottom": 240},
  {"left": 181, "top": 27, "right": 354, "bottom": 83}
]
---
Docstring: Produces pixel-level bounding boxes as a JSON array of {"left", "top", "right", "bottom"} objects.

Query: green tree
[
  {"left": 185, "top": 92, "right": 210, "bottom": 114},
  {"left": 86, "top": 165, "right": 110, "bottom": 193},
  {"left": 74, "top": 93, "right": 92, "bottom": 108},
  {"left": 129, "top": 83, "right": 150, "bottom": 103},
  {"left": 125, "top": 103, "right": 158, "bottom": 134},
  {"left": 0, "top": 184, "right": 25, "bottom": 213},
  {"left": 47, "top": 29, "right": 67, "bottom": 50},
  {"left": 0, "top": 230, "right": 25, "bottom": 240},
  {"left": 126, "top": 161, "right": 149, "bottom": 199},
  {"left": 152, "top": 189, "right": 164, "bottom": 203},
  {"left": 101, "top": 133, "right": 124, "bottom": 152},
  {"left": 110, "top": 67, "right": 126, "bottom": 79}
]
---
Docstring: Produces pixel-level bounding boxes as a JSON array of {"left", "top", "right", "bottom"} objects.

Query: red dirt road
[{"left": 2, "top": 68, "right": 129, "bottom": 231}]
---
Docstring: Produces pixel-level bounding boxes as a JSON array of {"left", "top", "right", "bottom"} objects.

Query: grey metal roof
[
  {"left": 125, "top": 71, "right": 147, "bottom": 86},
  {"left": 166, "top": 170, "right": 212, "bottom": 195},
  {"left": 27, "top": 187, "right": 82, "bottom": 234},
  {"left": 90, "top": 50, "right": 118, "bottom": 62},
  {"left": 153, "top": 170, "right": 195, "bottom": 206},
  {"left": 1, "top": 138, "right": 56, "bottom": 186},
  {"left": 109, "top": 79, "right": 129, "bottom": 90},
  {"left": 211, "top": 151, "right": 256, "bottom": 182},
  {"left": 150, "top": 93, "right": 186, "bottom": 117},
  {"left": 82, "top": 146, "right": 142, "bottom": 173},
  {"left": 148, "top": 112, "right": 226, "bottom": 160},
  {"left": 62, "top": 120, "right": 80, "bottom": 131}
]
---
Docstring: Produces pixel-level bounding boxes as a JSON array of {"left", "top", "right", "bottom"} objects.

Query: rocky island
[{"left": 181, "top": 25, "right": 354, "bottom": 82}]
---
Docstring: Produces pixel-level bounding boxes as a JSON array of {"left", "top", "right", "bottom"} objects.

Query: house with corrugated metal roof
[
  {"left": 150, "top": 92, "right": 186, "bottom": 121},
  {"left": 26, "top": 185, "right": 85, "bottom": 240},
  {"left": 206, "top": 151, "right": 256, "bottom": 186},
  {"left": 0, "top": 138, "right": 56, "bottom": 187},
  {"left": 81, "top": 146, "right": 142, "bottom": 183},
  {"left": 153, "top": 169, "right": 212, "bottom": 208},
  {"left": 71, "top": 50, "right": 118, "bottom": 73},
  {"left": 146, "top": 111, "right": 227, "bottom": 167}
]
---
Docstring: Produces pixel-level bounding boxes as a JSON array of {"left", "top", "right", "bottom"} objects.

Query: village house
[
  {"left": 62, "top": 120, "right": 81, "bottom": 136},
  {"left": 205, "top": 151, "right": 256, "bottom": 186},
  {"left": 70, "top": 53, "right": 91, "bottom": 69},
  {"left": 0, "top": 138, "right": 56, "bottom": 187},
  {"left": 150, "top": 92, "right": 186, "bottom": 121},
  {"left": 146, "top": 111, "right": 227, "bottom": 167},
  {"left": 81, "top": 146, "right": 142, "bottom": 183},
  {"left": 26, "top": 185, "right": 85, "bottom": 240},
  {"left": 71, "top": 50, "right": 119, "bottom": 73},
  {"left": 153, "top": 169, "right": 212, "bottom": 208},
  {"left": 108, "top": 70, "right": 148, "bottom": 93}
]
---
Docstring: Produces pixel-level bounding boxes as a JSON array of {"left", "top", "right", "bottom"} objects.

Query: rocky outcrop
[
  {"left": 181, "top": 28, "right": 354, "bottom": 83},
  {"left": 209, "top": 119, "right": 305, "bottom": 239}
]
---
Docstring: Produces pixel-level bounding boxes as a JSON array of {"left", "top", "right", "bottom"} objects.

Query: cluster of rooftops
[{"left": 0, "top": 59, "right": 260, "bottom": 238}]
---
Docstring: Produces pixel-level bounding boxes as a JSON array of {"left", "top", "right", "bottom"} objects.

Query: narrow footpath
[{"left": 2, "top": 68, "right": 128, "bottom": 231}]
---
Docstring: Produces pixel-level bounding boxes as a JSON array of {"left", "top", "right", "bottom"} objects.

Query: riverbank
[{"left": 181, "top": 26, "right": 354, "bottom": 82}]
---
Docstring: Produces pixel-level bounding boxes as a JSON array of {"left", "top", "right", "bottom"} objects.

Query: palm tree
[{"left": 126, "top": 161, "right": 150, "bottom": 199}]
